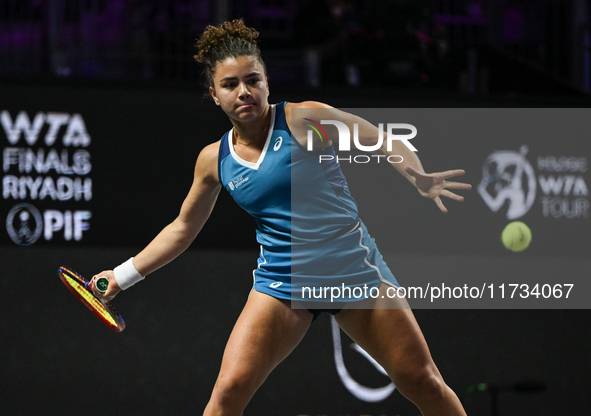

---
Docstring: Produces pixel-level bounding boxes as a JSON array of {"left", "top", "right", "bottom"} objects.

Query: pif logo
[
  {"left": 302, "top": 119, "right": 417, "bottom": 164},
  {"left": 5, "top": 202, "right": 92, "bottom": 245},
  {"left": 6, "top": 203, "right": 43, "bottom": 245}
]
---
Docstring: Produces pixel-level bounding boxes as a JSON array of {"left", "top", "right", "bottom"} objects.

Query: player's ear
[{"left": 209, "top": 86, "right": 220, "bottom": 105}]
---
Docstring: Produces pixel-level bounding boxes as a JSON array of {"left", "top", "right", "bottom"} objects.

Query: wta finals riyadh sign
[{"left": 2, "top": 110, "right": 93, "bottom": 245}]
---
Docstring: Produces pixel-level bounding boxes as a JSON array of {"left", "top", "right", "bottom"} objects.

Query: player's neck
[{"left": 231, "top": 106, "right": 272, "bottom": 148}]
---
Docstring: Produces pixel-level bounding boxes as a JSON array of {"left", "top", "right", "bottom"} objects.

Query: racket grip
[{"left": 95, "top": 276, "right": 110, "bottom": 293}]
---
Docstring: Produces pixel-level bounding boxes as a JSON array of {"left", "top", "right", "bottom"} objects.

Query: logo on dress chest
[
  {"left": 273, "top": 136, "right": 283, "bottom": 151},
  {"left": 228, "top": 175, "right": 250, "bottom": 191}
]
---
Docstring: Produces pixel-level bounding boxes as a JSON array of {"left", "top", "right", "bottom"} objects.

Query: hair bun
[{"left": 195, "top": 19, "right": 259, "bottom": 63}]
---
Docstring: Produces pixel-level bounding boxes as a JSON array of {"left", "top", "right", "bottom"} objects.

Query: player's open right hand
[{"left": 404, "top": 166, "right": 472, "bottom": 213}]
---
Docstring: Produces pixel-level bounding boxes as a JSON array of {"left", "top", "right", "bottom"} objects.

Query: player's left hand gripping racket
[{"left": 58, "top": 266, "right": 126, "bottom": 332}]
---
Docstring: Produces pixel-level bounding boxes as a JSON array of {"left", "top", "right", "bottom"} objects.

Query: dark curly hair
[{"left": 195, "top": 19, "right": 266, "bottom": 88}]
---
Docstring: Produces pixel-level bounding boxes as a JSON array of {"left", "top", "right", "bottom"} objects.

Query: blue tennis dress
[{"left": 218, "top": 102, "right": 398, "bottom": 304}]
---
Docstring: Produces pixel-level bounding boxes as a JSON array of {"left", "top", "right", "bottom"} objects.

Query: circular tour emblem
[{"left": 6, "top": 203, "right": 43, "bottom": 246}]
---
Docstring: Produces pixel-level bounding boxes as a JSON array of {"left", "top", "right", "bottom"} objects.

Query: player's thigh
[
  {"left": 216, "top": 289, "right": 313, "bottom": 390},
  {"left": 335, "top": 284, "right": 436, "bottom": 380}
]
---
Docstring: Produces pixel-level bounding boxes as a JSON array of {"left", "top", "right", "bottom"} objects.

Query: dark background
[
  {"left": 2, "top": 1, "right": 591, "bottom": 415},
  {"left": 1, "top": 81, "right": 590, "bottom": 416},
  {"left": 2, "top": 247, "right": 590, "bottom": 416}
]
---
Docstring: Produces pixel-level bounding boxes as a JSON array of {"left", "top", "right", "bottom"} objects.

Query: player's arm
[
  {"left": 367, "top": 124, "right": 471, "bottom": 213},
  {"left": 288, "top": 101, "right": 412, "bottom": 165},
  {"left": 350, "top": 117, "right": 471, "bottom": 212},
  {"left": 132, "top": 141, "right": 221, "bottom": 275},
  {"left": 92, "top": 142, "right": 222, "bottom": 299},
  {"left": 286, "top": 100, "right": 424, "bottom": 178},
  {"left": 286, "top": 101, "right": 471, "bottom": 213}
]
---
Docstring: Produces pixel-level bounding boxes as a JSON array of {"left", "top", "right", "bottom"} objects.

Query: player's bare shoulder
[
  {"left": 285, "top": 101, "right": 333, "bottom": 118},
  {"left": 194, "top": 141, "right": 221, "bottom": 185},
  {"left": 286, "top": 101, "right": 336, "bottom": 149}
]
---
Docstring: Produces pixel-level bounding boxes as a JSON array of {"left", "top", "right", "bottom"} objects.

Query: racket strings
[{"left": 63, "top": 273, "right": 117, "bottom": 327}]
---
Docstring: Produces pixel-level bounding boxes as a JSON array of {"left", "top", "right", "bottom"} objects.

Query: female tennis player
[{"left": 92, "top": 19, "right": 470, "bottom": 416}]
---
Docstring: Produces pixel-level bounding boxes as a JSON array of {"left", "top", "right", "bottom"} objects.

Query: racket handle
[{"left": 95, "top": 276, "right": 110, "bottom": 293}]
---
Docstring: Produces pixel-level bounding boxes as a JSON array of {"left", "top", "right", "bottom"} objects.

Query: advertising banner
[
  {"left": 0, "top": 83, "right": 240, "bottom": 248},
  {"left": 2, "top": 109, "right": 93, "bottom": 245}
]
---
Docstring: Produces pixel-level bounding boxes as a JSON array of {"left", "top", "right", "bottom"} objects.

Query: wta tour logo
[
  {"left": 478, "top": 146, "right": 537, "bottom": 219},
  {"left": 478, "top": 145, "right": 589, "bottom": 219}
]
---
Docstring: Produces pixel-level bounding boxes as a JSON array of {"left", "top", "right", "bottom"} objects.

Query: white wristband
[{"left": 113, "top": 257, "right": 144, "bottom": 290}]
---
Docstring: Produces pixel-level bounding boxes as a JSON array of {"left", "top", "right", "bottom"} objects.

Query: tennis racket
[{"left": 58, "top": 266, "right": 126, "bottom": 332}]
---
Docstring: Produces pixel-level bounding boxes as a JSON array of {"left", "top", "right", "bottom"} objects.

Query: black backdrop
[
  {"left": 2, "top": 247, "right": 590, "bottom": 416},
  {"left": 1, "top": 81, "right": 591, "bottom": 415}
]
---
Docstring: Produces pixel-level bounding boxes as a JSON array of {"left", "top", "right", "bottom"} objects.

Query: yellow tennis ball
[{"left": 502, "top": 221, "right": 532, "bottom": 252}]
